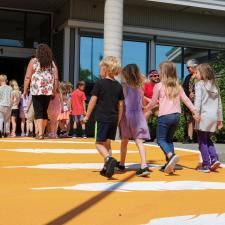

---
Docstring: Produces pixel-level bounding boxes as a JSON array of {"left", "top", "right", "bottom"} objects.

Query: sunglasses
[{"left": 152, "top": 75, "right": 159, "bottom": 78}]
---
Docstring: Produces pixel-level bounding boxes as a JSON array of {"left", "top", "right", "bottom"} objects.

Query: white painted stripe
[
  {"left": 115, "top": 140, "right": 200, "bottom": 154},
  {"left": 0, "top": 139, "right": 95, "bottom": 144},
  {"left": 143, "top": 213, "right": 225, "bottom": 225},
  {"left": 0, "top": 148, "right": 137, "bottom": 154},
  {"left": 4, "top": 163, "right": 162, "bottom": 170},
  {"left": 32, "top": 181, "right": 225, "bottom": 192}
]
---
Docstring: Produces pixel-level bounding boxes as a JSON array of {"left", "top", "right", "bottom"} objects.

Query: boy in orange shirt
[{"left": 71, "top": 81, "right": 87, "bottom": 138}]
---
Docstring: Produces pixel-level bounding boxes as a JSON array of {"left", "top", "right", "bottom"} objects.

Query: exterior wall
[
  {"left": 69, "top": 0, "right": 225, "bottom": 38},
  {"left": 52, "top": 30, "right": 64, "bottom": 81},
  {"left": 53, "top": 0, "right": 70, "bottom": 28}
]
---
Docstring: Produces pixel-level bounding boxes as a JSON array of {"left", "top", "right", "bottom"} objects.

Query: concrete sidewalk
[{"left": 148, "top": 142, "right": 225, "bottom": 163}]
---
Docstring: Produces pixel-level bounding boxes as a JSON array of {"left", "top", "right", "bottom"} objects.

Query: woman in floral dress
[{"left": 23, "top": 44, "right": 58, "bottom": 139}]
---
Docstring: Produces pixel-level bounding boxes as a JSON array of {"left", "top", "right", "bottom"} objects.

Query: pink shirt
[{"left": 149, "top": 82, "right": 195, "bottom": 117}]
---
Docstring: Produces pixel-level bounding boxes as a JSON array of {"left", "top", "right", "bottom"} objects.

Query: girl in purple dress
[{"left": 118, "top": 64, "right": 150, "bottom": 177}]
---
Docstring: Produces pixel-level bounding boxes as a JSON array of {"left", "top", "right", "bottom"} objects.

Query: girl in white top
[
  {"left": 9, "top": 80, "right": 21, "bottom": 137},
  {"left": 194, "top": 63, "right": 223, "bottom": 172}
]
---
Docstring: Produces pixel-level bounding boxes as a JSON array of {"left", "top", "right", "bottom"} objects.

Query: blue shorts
[
  {"left": 73, "top": 115, "right": 84, "bottom": 122},
  {"left": 96, "top": 121, "right": 117, "bottom": 142}
]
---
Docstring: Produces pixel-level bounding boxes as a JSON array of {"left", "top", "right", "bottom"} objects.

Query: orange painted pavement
[{"left": 0, "top": 138, "right": 224, "bottom": 225}]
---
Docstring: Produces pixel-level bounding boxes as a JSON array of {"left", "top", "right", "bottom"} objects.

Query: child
[
  {"left": 47, "top": 88, "right": 63, "bottom": 138},
  {"left": 146, "top": 61, "right": 199, "bottom": 174},
  {"left": 118, "top": 64, "right": 151, "bottom": 177},
  {"left": 0, "top": 75, "right": 12, "bottom": 137},
  {"left": 9, "top": 80, "right": 21, "bottom": 137},
  {"left": 194, "top": 63, "right": 223, "bottom": 172},
  {"left": 19, "top": 93, "right": 29, "bottom": 136},
  {"left": 84, "top": 56, "right": 124, "bottom": 178},
  {"left": 58, "top": 83, "right": 71, "bottom": 137},
  {"left": 27, "top": 97, "right": 37, "bottom": 137},
  {"left": 71, "top": 81, "right": 87, "bottom": 138}
]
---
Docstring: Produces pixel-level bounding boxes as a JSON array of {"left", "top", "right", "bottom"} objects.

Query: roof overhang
[{"left": 146, "top": 0, "right": 225, "bottom": 12}]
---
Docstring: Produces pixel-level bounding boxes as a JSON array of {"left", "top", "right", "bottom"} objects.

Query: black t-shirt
[{"left": 91, "top": 78, "right": 124, "bottom": 123}]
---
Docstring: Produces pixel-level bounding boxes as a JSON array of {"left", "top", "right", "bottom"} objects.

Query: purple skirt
[{"left": 119, "top": 109, "right": 150, "bottom": 140}]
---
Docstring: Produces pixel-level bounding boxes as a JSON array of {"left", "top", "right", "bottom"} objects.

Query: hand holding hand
[
  {"left": 23, "top": 90, "right": 28, "bottom": 97},
  {"left": 83, "top": 116, "right": 89, "bottom": 123},
  {"left": 193, "top": 111, "right": 200, "bottom": 122},
  {"left": 217, "top": 121, "right": 223, "bottom": 130}
]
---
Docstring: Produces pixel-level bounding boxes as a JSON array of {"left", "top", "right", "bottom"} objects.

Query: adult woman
[{"left": 23, "top": 44, "right": 58, "bottom": 139}]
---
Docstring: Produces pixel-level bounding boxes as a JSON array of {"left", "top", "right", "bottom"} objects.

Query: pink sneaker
[{"left": 210, "top": 161, "right": 221, "bottom": 171}]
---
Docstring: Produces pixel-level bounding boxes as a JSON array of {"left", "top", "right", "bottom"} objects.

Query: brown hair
[
  {"left": 197, "top": 63, "right": 217, "bottom": 86},
  {"left": 76, "top": 80, "right": 85, "bottom": 88},
  {"left": 159, "top": 61, "right": 181, "bottom": 99},
  {"left": 121, "top": 64, "right": 144, "bottom": 88},
  {"left": 36, "top": 43, "right": 53, "bottom": 69}
]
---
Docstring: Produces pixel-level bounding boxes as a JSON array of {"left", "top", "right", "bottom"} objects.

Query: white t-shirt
[{"left": 0, "top": 85, "right": 12, "bottom": 107}]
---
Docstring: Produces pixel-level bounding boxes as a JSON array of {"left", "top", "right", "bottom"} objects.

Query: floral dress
[{"left": 30, "top": 58, "right": 55, "bottom": 96}]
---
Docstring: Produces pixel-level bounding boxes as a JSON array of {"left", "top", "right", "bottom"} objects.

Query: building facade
[{"left": 1, "top": 0, "right": 225, "bottom": 89}]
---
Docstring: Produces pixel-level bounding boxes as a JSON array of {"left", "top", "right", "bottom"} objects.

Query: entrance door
[{"left": 0, "top": 46, "right": 35, "bottom": 87}]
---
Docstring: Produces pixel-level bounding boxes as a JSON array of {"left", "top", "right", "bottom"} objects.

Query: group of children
[
  {"left": 0, "top": 76, "right": 88, "bottom": 139},
  {"left": 84, "top": 56, "right": 223, "bottom": 178}
]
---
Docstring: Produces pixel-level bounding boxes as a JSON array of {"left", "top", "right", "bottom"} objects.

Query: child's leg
[
  {"left": 157, "top": 117, "right": 172, "bottom": 158},
  {"left": 21, "top": 118, "right": 25, "bottom": 134},
  {"left": 197, "top": 130, "right": 211, "bottom": 167},
  {"left": 167, "top": 118, "right": 180, "bottom": 155},
  {"left": 207, "top": 132, "right": 219, "bottom": 163},
  {"left": 96, "top": 142, "right": 111, "bottom": 159},
  {"left": 81, "top": 120, "right": 86, "bottom": 137},
  {"left": 11, "top": 116, "right": 16, "bottom": 135},
  {"left": 120, "top": 138, "right": 128, "bottom": 165},
  {"left": 73, "top": 117, "right": 78, "bottom": 136},
  {"left": 4, "top": 108, "right": 11, "bottom": 135},
  {"left": 135, "top": 139, "right": 148, "bottom": 168},
  {"left": 54, "top": 120, "right": 59, "bottom": 137}
]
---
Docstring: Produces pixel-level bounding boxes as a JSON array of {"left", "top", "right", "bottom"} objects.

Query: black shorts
[
  {"left": 32, "top": 95, "right": 51, "bottom": 120},
  {"left": 11, "top": 109, "right": 19, "bottom": 117},
  {"left": 96, "top": 121, "right": 117, "bottom": 142}
]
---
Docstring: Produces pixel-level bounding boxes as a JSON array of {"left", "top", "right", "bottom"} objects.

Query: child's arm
[
  {"left": 146, "top": 84, "right": 159, "bottom": 109},
  {"left": 218, "top": 95, "right": 223, "bottom": 129},
  {"left": 118, "top": 100, "right": 124, "bottom": 124},
  {"left": 83, "top": 96, "right": 97, "bottom": 122},
  {"left": 181, "top": 86, "right": 200, "bottom": 121},
  {"left": 53, "top": 62, "right": 59, "bottom": 96}
]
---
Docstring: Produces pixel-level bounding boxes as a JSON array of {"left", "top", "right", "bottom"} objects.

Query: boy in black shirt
[{"left": 84, "top": 56, "right": 124, "bottom": 178}]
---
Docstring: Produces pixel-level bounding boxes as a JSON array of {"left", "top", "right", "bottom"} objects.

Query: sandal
[{"left": 35, "top": 134, "right": 44, "bottom": 140}]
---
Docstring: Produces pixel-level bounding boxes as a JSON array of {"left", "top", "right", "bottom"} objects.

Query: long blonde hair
[
  {"left": 159, "top": 61, "right": 181, "bottom": 99},
  {"left": 9, "top": 80, "right": 20, "bottom": 91},
  {"left": 121, "top": 64, "right": 144, "bottom": 88}
]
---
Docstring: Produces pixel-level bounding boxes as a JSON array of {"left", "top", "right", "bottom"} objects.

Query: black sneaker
[
  {"left": 183, "top": 137, "right": 193, "bottom": 144},
  {"left": 164, "top": 154, "right": 180, "bottom": 174},
  {"left": 136, "top": 167, "right": 150, "bottom": 177},
  {"left": 115, "top": 162, "right": 125, "bottom": 172},
  {"left": 100, "top": 167, "right": 106, "bottom": 176},
  {"left": 101, "top": 157, "right": 118, "bottom": 178}
]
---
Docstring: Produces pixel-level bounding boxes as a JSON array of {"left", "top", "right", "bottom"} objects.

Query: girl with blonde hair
[
  {"left": 146, "top": 61, "right": 199, "bottom": 174},
  {"left": 9, "top": 80, "right": 21, "bottom": 137}
]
